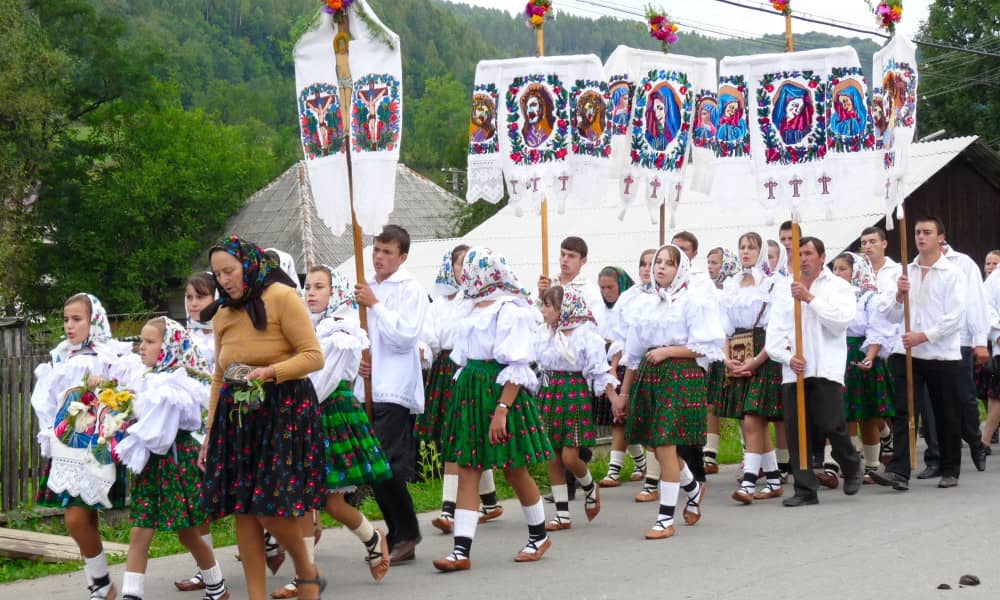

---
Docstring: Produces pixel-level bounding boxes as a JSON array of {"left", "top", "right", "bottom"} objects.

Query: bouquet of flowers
[
  {"left": 525, "top": 0, "right": 553, "bottom": 29},
  {"left": 771, "top": 1, "right": 791, "bottom": 15},
  {"left": 868, "top": 1, "right": 902, "bottom": 33},
  {"left": 52, "top": 375, "right": 135, "bottom": 465},
  {"left": 646, "top": 6, "right": 679, "bottom": 52},
  {"left": 320, "top": 0, "right": 354, "bottom": 16}
]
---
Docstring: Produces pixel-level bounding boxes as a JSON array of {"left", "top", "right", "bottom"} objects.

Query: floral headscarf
[
  {"left": 552, "top": 286, "right": 596, "bottom": 331},
  {"left": 651, "top": 244, "right": 691, "bottom": 304},
  {"left": 460, "top": 247, "right": 533, "bottom": 305},
  {"left": 150, "top": 317, "right": 210, "bottom": 377},
  {"left": 434, "top": 250, "right": 461, "bottom": 297},
  {"left": 846, "top": 251, "right": 878, "bottom": 296},
  {"left": 52, "top": 293, "right": 112, "bottom": 363},
  {"left": 201, "top": 236, "right": 299, "bottom": 330},
  {"left": 601, "top": 267, "right": 635, "bottom": 308},
  {"left": 763, "top": 240, "right": 789, "bottom": 277},
  {"left": 712, "top": 248, "right": 740, "bottom": 288},
  {"left": 312, "top": 264, "right": 357, "bottom": 322},
  {"left": 265, "top": 248, "right": 302, "bottom": 293}
]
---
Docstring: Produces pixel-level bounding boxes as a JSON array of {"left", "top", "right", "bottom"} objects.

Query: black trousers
[
  {"left": 782, "top": 378, "right": 860, "bottom": 497},
  {"left": 677, "top": 445, "right": 706, "bottom": 483},
  {"left": 886, "top": 356, "right": 965, "bottom": 479},
  {"left": 370, "top": 402, "right": 421, "bottom": 546},
  {"left": 887, "top": 354, "right": 933, "bottom": 475}
]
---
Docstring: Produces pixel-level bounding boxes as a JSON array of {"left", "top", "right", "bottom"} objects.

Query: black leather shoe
[
  {"left": 916, "top": 466, "right": 941, "bottom": 479},
  {"left": 782, "top": 494, "right": 818, "bottom": 507},
  {"left": 843, "top": 470, "right": 862, "bottom": 496},
  {"left": 868, "top": 470, "right": 909, "bottom": 491},
  {"left": 937, "top": 476, "right": 959, "bottom": 488},
  {"left": 971, "top": 445, "right": 987, "bottom": 472}
]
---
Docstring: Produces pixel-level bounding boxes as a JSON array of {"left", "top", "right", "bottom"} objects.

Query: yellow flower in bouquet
[{"left": 98, "top": 388, "right": 116, "bottom": 405}]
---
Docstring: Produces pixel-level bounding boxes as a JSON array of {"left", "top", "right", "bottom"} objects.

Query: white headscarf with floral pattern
[
  {"left": 651, "top": 244, "right": 691, "bottom": 304},
  {"left": 460, "top": 247, "right": 533, "bottom": 306},
  {"left": 151, "top": 317, "right": 210, "bottom": 377},
  {"left": 52, "top": 293, "right": 113, "bottom": 364}
]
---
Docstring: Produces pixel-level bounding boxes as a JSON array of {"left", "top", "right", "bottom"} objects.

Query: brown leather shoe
[
  {"left": 389, "top": 538, "right": 417, "bottom": 564},
  {"left": 514, "top": 537, "right": 552, "bottom": 562},
  {"left": 270, "top": 581, "right": 298, "bottom": 599},
  {"left": 598, "top": 477, "right": 622, "bottom": 488},
  {"left": 433, "top": 555, "right": 471, "bottom": 572},
  {"left": 174, "top": 573, "right": 205, "bottom": 592},
  {"left": 545, "top": 517, "right": 572, "bottom": 531},
  {"left": 478, "top": 505, "right": 504, "bottom": 523},
  {"left": 431, "top": 516, "right": 454, "bottom": 533},
  {"left": 366, "top": 529, "right": 390, "bottom": 582},
  {"left": 584, "top": 485, "right": 600, "bottom": 522},
  {"left": 682, "top": 482, "right": 705, "bottom": 526},
  {"left": 644, "top": 525, "right": 676, "bottom": 540},
  {"left": 629, "top": 470, "right": 644, "bottom": 481},
  {"left": 753, "top": 485, "right": 783, "bottom": 500},
  {"left": 731, "top": 488, "right": 753, "bottom": 504},
  {"left": 704, "top": 463, "right": 719, "bottom": 475},
  {"left": 816, "top": 470, "right": 839, "bottom": 489},
  {"left": 634, "top": 489, "right": 659, "bottom": 503}
]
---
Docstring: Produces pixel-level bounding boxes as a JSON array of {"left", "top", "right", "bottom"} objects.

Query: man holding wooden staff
[
  {"left": 765, "top": 236, "right": 862, "bottom": 506},
  {"left": 871, "top": 217, "right": 967, "bottom": 490}
]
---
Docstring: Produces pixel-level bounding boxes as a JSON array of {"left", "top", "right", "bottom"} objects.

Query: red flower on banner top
[
  {"left": 869, "top": 1, "right": 903, "bottom": 34},
  {"left": 646, "top": 6, "right": 679, "bottom": 51},
  {"left": 525, "top": 0, "right": 553, "bottom": 29},
  {"left": 771, "top": 1, "right": 790, "bottom": 15},
  {"left": 321, "top": 0, "right": 354, "bottom": 15}
]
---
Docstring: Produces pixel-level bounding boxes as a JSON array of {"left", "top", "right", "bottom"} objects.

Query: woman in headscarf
[
  {"left": 831, "top": 252, "right": 895, "bottom": 484},
  {"left": 614, "top": 244, "right": 725, "bottom": 539},
  {"left": 716, "top": 94, "right": 747, "bottom": 143},
  {"left": 830, "top": 86, "right": 868, "bottom": 137},
  {"left": 198, "top": 236, "right": 326, "bottom": 600},
  {"left": 644, "top": 86, "right": 682, "bottom": 151},
  {"left": 535, "top": 285, "right": 618, "bottom": 530},
  {"left": 702, "top": 247, "right": 740, "bottom": 474},
  {"left": 693, "top": 100, "right": 719, "bottom": 145},
  {"left": 773, "top": 84, "right": 814, "bottom": 145},
  {"left": 599, "top": 255, "right": 655, "bottom": 490},
  {"left": 433, "top": 248, "right": 555, "bottom": 572}
]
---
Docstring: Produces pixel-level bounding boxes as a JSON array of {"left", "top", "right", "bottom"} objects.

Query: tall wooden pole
[
  {"left": 659, "top": 204, "right": 666, "bottom": 245},
  {"left": 791, "top": 221, "right": 807, "bottom": 469},
  {"left": 784, "top": 12, "right": 794, "bottom": 52},
  {"left": 333, "top": 16, "right": 374, "bottom": 421},
  {"left": 536, "top": 26, "right": 550, "bottom": 278},
  {"left": 898, "top": 214, "right": 918, "bottom": 469}
]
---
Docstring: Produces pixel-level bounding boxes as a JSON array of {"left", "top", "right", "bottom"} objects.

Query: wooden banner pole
[
  {"left": 333, "top": 15, "right": 374, "bottom": 421},
  {"left": 791, "top": 221, "right": 808, "bottom": 470},
  {"left": 784, "top": 12, "right": 794, "bottom": 52},
  {"left": 536, "top": 26, "right": 550, "bottom": 278},
  {"left": 898, "top": 214, "right": 918, "bottom": 469}
]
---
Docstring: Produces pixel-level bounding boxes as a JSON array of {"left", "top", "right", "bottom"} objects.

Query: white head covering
[
  {"left": 460, "top": 247, "right": 533, "bottom": 306},
  {"left": 764, "top": 239, "right": 789, "bottom": 278},
  {"left": 265, "top": 248, "right": 302, "bottom": 293},
  {"left": 650, "top": 244, "right": 691, "bottom": 304},
  {"left": 309, "top": 264, "right": 358, "bottom": 325},
  {"left": 434, "top": 250, "right": 462, "bottom": 297},
  {"left": 52, "top": 293, "right": 113, "bottom": 363}
]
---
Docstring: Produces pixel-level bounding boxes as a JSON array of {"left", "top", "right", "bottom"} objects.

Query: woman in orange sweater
[{"left": 198, "top": 237, "right": 327, "bottom": 600}]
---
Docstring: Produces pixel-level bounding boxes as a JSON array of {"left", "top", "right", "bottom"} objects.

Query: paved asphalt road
[{"left": 3, "top": 457, "right": 996, "bottom": 600}]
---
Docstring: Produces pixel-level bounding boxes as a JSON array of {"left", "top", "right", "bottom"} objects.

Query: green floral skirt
[
  {"left": 844, "top": 337, "right": 895, "bottom": 421},
  {"left": 626, "top": 357, "right": 707, "bottom": 447},
  {"left": 441, "top": 360, "right": 554, "bottom": 470},
  {"left": 706, "top": 361, "right": 737, "bottom": 417},
  {"left": 321, "top": 381, "right": 393, "bottom": 492},
  {"left": 723, "top": 328, "right": 784, "bottom": 421},
  {"left": 538, "top": 370, "right": 596, "bottom": 449},
  {"left": 131, "top": 432, "right": 205, "bottom": 530},
  {"left": 414, "top": 350, "right": 457, "bottom": 446}
]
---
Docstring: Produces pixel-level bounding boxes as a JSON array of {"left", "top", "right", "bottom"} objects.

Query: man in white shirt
[
  {"left": 871, "top": 217, "right": 967, "bottom": 490},
  {"left": 765, "top": 236, "right": 862, "bottom": 506},
  {"left": 538, "top": 236, "right": 606, "bottom": 327},
  {"left": 355, "top": 225, "right": 429, "bottom": 562}
]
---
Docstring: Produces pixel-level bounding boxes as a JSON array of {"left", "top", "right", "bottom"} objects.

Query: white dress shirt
[
  {"left": 360, "top": 266, "right": 429, "bottom": 413},
  {"left": 450, "top": 298, "right": 541, "bottom": 394},
  {"left": 881, "top": 255, "right": 966, "bottom": 361},
  {"left": 621, "top": 286, "right": 726, "bottom": 372},
  {"left": 943, "top": 246, "right": 991, "bottom": 347},
  {"left": 535, "top": 322, "right": 619, "bottom": 393},
  {"left": 765, "top": 267, "right": 856, "bottom": 385}
]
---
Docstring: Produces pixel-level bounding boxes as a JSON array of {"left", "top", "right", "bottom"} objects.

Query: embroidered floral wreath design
[
  {"left": 714, "top": 74, "right": 751, "bottom": 158},
  {"left": 351, "top": 73, "right": 401, "bottom": 152},
  {"left": 298, "top": 83, "right": 345, "bottom": 158},
  {"left": 468, "top": 83, "right": 499, "bottom": 156},
  {"left": 757, "top": 70, "right": 827, "bottom": 165},
  {"left": 631, "top": 69, "right": 693, "bottom": 172},
  {"left": 827, "top": 66, "right": 875, "bottom": 153},
  {"left": 571, "top": 79, "right": 613, "bottom": 158},
  {"left": 506, "top": 73, "right": 569, "bottom": 165}
]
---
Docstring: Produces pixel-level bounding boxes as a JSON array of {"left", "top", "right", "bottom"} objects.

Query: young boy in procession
[{"left": 354, "top": 225, "right": 427, "bottom": 563}]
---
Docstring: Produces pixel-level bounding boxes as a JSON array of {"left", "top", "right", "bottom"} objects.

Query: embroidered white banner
[{"left": 873, "top": 35, "right": 919, "bottom": 224}]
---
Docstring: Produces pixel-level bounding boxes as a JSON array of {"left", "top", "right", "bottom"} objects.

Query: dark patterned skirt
[
  {"left": 844, "top": 337, "right": 895, "bottom": 421},
  {"left": 201, "top": 378, "right": 326, "bottom": 519},
  {"left": 706, "top": 361, "right": 737, "bottom": 418},
  {"left": 626, "top": 357, "right": 707, "bottom": 447},
  {"left": 130, "top": 432, "right": 205, "bottom": 530},
  {"left": 414, "top": 350, "right": 457, "bottom": 446},
  {"left": 538, "top": 370, "right": 597, "bottom": 448},
  {"left": 35, "top": 460, "right": 128, "bottom": 510},
  {"left": 976, "top": 356, "right": 1000, "bottom": 400},
  {"left": 322, "top": 381, "right": 393, "bottom": 492},
  {"left": 441, "top": 359, "right": 554, "bottom": 470},
  {"left": 724, "top": 328, "right": 784, "bottom": 421}
]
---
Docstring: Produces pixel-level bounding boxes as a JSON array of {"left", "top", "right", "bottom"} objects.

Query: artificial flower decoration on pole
[
  {"left": 525, "top": 0, "right": 553, "bottom": 29},
  {"left": 771, "top": 0, "right": 790, "bottom": 15},
  {"left": 869, "top": 1, "right": 903, "bottom": 34},
  {"left": 646, "top": 6, "right": 679, "bottom": 53},
  {"left": 321, "top": 0, "right": 354, "bottom": 18}
]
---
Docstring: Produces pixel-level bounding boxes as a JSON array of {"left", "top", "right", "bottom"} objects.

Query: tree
[{"left": 917, "top": 1, "right": 1000, "bottom": 146}]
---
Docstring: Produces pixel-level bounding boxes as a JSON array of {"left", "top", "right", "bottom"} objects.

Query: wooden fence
[{"left": 0, "top": 318, "right": 46, "bottom": 512}]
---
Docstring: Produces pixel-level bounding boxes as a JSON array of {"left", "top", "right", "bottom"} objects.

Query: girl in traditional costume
[
  {"left": 433, "top": 248, "right": 554, "bottom": 572},
  {"left": 117, "top": 317, "right": 229, "bottom": 600},
  {"left": 702, "top": 247, "right": 740, "bottom": 474},
  {"left": 536, "top": 285, "right": 618, "bottom": 530},
  {"left": 615, "top": 245, "right": 723, "bottom": 539},
  {"left": 31, "top": 293, "right": 143, "bottom": 600}
]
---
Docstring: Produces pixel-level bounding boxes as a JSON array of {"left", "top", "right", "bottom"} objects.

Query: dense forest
[{"left": 1, "top": 0, "right": 991, "bottom": 313}]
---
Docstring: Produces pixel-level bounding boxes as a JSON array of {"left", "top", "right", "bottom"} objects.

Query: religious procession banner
[
  {"left": 294, "top": 1, "right": 402, "bottom": 234},
  {"left": 604, "top": 46, "right": 716, "bottom": 223},
  {"left": 465, "top": 54, "right": 613, "bottom": 214},
  {"left": 711, "top": 46, "right": 879, "bottom": 223},
  {"left": 872, "top": 35, "right": 918, "bottom": 219}
]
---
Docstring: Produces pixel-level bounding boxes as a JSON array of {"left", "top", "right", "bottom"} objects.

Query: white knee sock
[
  {"left": 83, "top": 552, "right": 109, "bottom": 583},
  {"left": 645, "top": 453, "right": 661, "bottom": 479},
  {"left": 775, "top": 447, "right": 790, "bottom": 465},
  {"left": 479, "top": 469, "right": 496, "bottom": 495},
  {"left": 199, "top": 564, "right": 223, "bottom": 587},
  {"left": 761, "top": 450, "right": 782, "bottom": 485},
  {"left": 522, "top": 498, "right": 545, "bottom": 526},
  {"left": 350, "top": 517, "right": 375, "bottom": 544},
  {"left": 551, "top": 484, "right": 571, "bottom": 519},
  {"left": 577, "top": 469, "right": 594, "bottom": 489},
  {"left": 122, "top": 571, "right": 143, "bottom": 598},
  {"left": 705, "top": 433, "right": 720, "bottom": 454},
  {"left": 608, "top": 449, "right": 625, "bottom": 470},
  {"left": 879, "top": 423, "right": 892, "bottom": 439},
  {"left": 823, "top": 444, "right": 837, "bottom": 468},
  {"left": 442, "top": 473, "right": 459, "bottom": 505},
  {"left": 862, "top": 443, "right": 881, "bottom": 468},
  {"left": 741, "top": 452, "right": 762, "bottom": 489}
]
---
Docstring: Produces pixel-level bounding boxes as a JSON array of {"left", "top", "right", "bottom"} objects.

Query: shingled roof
[{"left": 223, "top": 162, "right": 460, "bottom": 273}]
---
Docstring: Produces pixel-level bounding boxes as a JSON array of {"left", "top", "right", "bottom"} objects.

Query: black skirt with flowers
[{"left": 201, "top": 379, "right": 326, "bottom": 518}]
